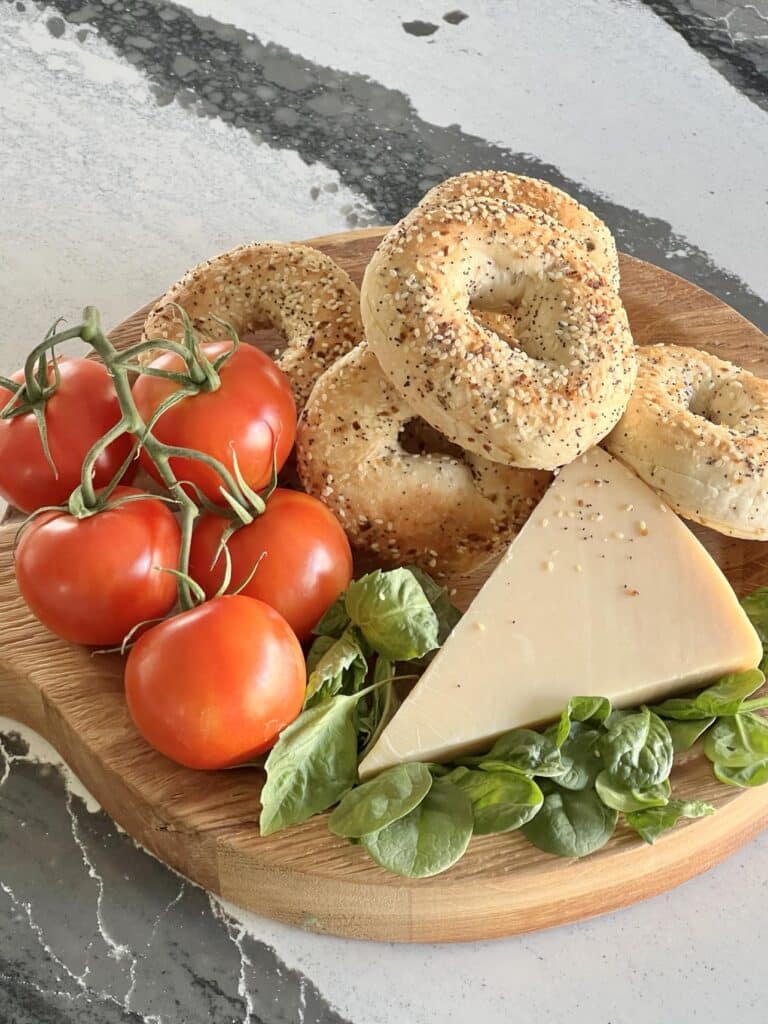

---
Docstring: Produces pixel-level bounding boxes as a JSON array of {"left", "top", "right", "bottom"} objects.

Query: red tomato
[
  {"left": 125, "top": 595, "right": 306, "bottom": 769},
  {"left": 132, "top": 342, "right": 296, "bottom": 503},
  {"left": 188, "top": 489, "right": 353, "bottom": 642},
  {"left": 15, "top": 487, "right": 180, "bottom": 646},
  {"left": 0, "top": 358, "right": 134, "bottom": 513}
]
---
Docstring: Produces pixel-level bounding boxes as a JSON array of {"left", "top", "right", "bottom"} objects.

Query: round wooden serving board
[{"left": 2, "top": 228, "right": 768, "bottom": 943}]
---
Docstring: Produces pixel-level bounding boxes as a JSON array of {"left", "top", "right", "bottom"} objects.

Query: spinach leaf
[
  {"left": 328, "top": 763, "right": 433, "bottom": 838},
  {"left": 406, "top": 566, "right": 462, "bottom": 665},
  {"left": 557, "top": 724, "right": 604, "bottom": 791},
  {"left": 474, "top": 729, "right": 567, "bottom": 778},
  {"left": 666, "top": 717, "right": 715, "bottom": 753},
  {"left": 625, "top": 799, "right": 714, "bottom": 843},
  {"left": 703, "top": 712, "right": 768, "bottom": 767},
  {"left": 594, "top": 775, "right": 671, "bottom": 813},
  {"left": 552, "top": 697, "right": 612, "bottom": 748},
  {"left": 345, "top": 568, "right": 439, "bottom": 661},
  {"left": 714, "top": 760, "right": 768, "bottom": 787},
  {"left": 361, "top": 778, "right": 473, "bottom": 878},
  {"left": 521, "top": 786, "right": 618, "bottom": 857},
  {"left": 447, "top": 766, "right": 543, "bottom": 835},
  {"left": 259, "top": 695, "right": 359, "bottom": 836},
  {"left": 740, "top": 588, "right": 768, "bottom": 672},
  {"left": 304, "top": 628, "right": 369, "bottom": 708},
  {"left": 599, "top": 708, "right": 673, "bottom": 790},
  {"left": 357, "top": 656, "right": 399, "bottom": 755},
  {"left": 312, "top": 595, "right": 351, "bottom": 638},
  {"left": 651, "top": 670, "right": 764, "bottom": 720}
]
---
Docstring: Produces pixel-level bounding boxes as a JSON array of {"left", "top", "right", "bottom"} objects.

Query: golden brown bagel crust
[
  {"left": 604, "top": 344, "right": 768, "bottom": 539},
  {"left": 142, "top": 242, "right": 362, "bottom": 408},
  {"left": 415, "top": 171, "right": 620, "bottom": 289},
  {"left": 361, "top": 198, "right": 636, "bottom": 471},
  {"left": 296, "top": 342, "right": 550, "bottom": 575}
]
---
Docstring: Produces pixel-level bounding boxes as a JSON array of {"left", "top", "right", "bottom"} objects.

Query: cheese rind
[{"left": 359, "top": 449, "right": 762, "bottom": 779}]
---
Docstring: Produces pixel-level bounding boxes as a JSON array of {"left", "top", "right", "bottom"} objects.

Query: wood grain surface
[{"left": 1, "top": 228, "right": 767, "bottom": 943}]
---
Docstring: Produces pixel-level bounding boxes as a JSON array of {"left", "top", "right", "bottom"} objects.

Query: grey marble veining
[{"left": 1, "top": 1, "right": 767, "bottom": 1022}]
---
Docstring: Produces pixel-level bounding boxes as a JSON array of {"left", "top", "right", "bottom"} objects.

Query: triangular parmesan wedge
[{"left": 359, "top": 448, "right": 762, "bottom": 778}]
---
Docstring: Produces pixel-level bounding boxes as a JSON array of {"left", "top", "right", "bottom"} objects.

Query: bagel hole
[
  {"left": 472, "top": 309, "right": 522, "bottom": 350},
  {"left": 240, "top": 326, "right": 284, "bottom": 356},
  {"left": 398, "top": 417, "right": 466, "bottom": 460},
  {"left": 688, "top": 383, "right": 721, "bottom": 424}
]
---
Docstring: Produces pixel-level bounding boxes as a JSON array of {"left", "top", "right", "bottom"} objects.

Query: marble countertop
[{"left": 1, "top": 1, "right": 767, "bottom": 1021}]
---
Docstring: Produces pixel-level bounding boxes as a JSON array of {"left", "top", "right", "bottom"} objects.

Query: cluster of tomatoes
[{"left": 0, "top": 339, "right": 353, "bottom": 770}]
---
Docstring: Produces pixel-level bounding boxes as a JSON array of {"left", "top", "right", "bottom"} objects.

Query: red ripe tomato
[
  {"left": 132, "top": 342, "right": 296, "bottom": 503},
  {"left": 15, "top": 487, "right": 180, "bottom": 646},
  {"left": 0, "top": 358, "right": 134, "bottom": 513},
  {"left": 125, "top": 595, "right": 306, "bottom": 769},
  {"left": 188, "top": 489, "right": 353, "bottom": 642}
]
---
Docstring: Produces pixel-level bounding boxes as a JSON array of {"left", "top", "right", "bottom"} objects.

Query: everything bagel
[
  {"left": 414, "top": 171, "right": 620, "bottom": 289},
  {"left": 361, "top": 197, "right": 636, "bottom": 471},
  {"left": 142, "top": 242, "right": 362, "bottom": 408},
  {"left": 604, "top": 344, "right": 768, "bottom": 539},
  {"left": 296, "top": 342, "right": 550, "bottom": 575}
]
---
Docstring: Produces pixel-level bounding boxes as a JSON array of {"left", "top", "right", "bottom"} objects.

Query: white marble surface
[{"left": 1, "top": 1, "right": 767, "bottom": 1022}]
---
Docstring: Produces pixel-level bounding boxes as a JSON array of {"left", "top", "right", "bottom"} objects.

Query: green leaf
[
  {"left": 357, "top": 657, "right": 399, "bottom": 755},
  {"left": 328, "top": 763, "right": 433, "bottom": 838},
  {"left": 703, "top": 712, "right": 768, "bottom": 768},
  {"left": 259, "top": 695, "right": 359, "bottom": 836},
  {"left": 741, "top": 588, "right": 768, "bottom": 672},
  {"left": 666, "top": 717, "right": 715, "bottom": 753},
  {"left": 521, "top": 786, "right": 618, "bottom": 858},
  {"left": 476, "top": 729, "right": 567, "bottom": 778},
  {"left": 594, "top": 775, "right": 671, "bottom": 813},
  {"left": 714, "top": 760, "right": 768, "bottom": 788},
  {"left": 447, "top": 767, "right": 543, "bottom": 835},
  {"left": 312, "top": 595, "right": 351, "bottom": 638},
  {"left": 405, "top": 566, "right": 462, "bottom": 666},
  {"left": 599, "top": 709, "right": 674, "bottom": 790},
  {"left": 345, "top": 568, "right": 439, "bottom": 661},
  {"left": 361, "top": 778, "right": 473, "bottom": 878},
  {"left": 625, "top": 799, "right": 714, "bottom": 843},
  {"left": 303, "top": 628, "right": 369, "bottom": 708},
  {"left": 556, "top": 725, "right": 604, "bottom": 791},
  {"left": 552, "top": 696, "right": 612, "bottom": 748},
  {"left": 651, "top": 670, "right": 765, "bottom": 720}
]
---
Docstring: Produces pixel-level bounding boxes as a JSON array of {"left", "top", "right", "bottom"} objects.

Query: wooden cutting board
[{"left": 2, "top": 227, "right": 768, "bottom": 943}]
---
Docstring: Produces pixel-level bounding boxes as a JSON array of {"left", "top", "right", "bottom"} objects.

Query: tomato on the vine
[
  {"left": 132, "top": 342, "right": 296, "bottom": 503},
  {"left": 0, "top": 358, "right": 134, "bottom": 513},
  {"left": 188, "top": 488, "right": 353, "bottom": 642},
  {"left": 125, "top": 594, "right": 306, "bottom": 769},
  {"left": 15, "top": 487, "right": 180, "bottom": 646}
]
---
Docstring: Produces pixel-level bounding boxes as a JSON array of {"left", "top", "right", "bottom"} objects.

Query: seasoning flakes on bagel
[
  {"left": 142, "top": 241, "right": 362, "bottom": 408},
  {"left": 361, "top": 196, "right": 636, "bottom": 471},
  {"left": 296, "top": 341, "right": 550, "bottom": 575},
  {"left": 605, "top": 344, "right": 768, "bottom": 539}
]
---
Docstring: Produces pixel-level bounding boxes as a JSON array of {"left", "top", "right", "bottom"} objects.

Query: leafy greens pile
[{"left": 259, "top": 573, "right": 768, "bottom": 878}]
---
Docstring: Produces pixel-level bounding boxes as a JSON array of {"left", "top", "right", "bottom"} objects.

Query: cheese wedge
[{"left": 359, "top": 448, "right": 762, "bottom": 778}]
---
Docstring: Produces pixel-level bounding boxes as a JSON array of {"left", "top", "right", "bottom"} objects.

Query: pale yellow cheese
[{"left": 359, "top": 448, "right": 762, "bottom": 778}]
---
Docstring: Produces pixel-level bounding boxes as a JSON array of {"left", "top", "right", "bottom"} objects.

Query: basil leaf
[
  {"left": 361, "top": 778, "right": 473, "bottom": 878},
  {"left": 312, "top": 595, "right": 351, "bottom": 638},
  {"left": 345, "top": 568, "right": 439, "bottom": 661},
  {"left": 666, "top": 717, "right": 715, "bottom": 753},
  {"left": 651, "top": 670, "right": 765, "bottom": 720},
  {"left": 703, "top": 712, "right": 768, "bottom": 768},
  {"left": 304, "top": 628, "right": 369, "bottom": 708},
  {"left": 406, "top": 566, "right": 462, "bottom": 665},
  {"left": 594, "top": 775, "right": 671, "bottom": 813},
  {"left": 557, "top": 725, "right": 604, "bottom": 791},
  {"left": 328, "top": 763, "right": 433, "bottom": 838},
  {"left": 599, "top": 708, "right": 673, "bottom": 790},
  {"left": 741, "top": 588, "right": 768, "bottom": 672},
  {"left": 260, "top": 695, "right": 359, "bottom": 836},
  {"left": 477, "top": 729, "right": 567, "bottom": 778},
  {"left": 552, "top": 696, "right": 612, "bottom": 748},
  {"left": 625, "top": 799, "right": 714, "bottom": 843},
  {"left": 714, "top": 760, "right": 768, "bottom": 788},
  {"left": 521, "top": 786, "right": 618, "bottom": 858},
  {"left": 447, "top": 767, "right": 543, "bottom": 835}
]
